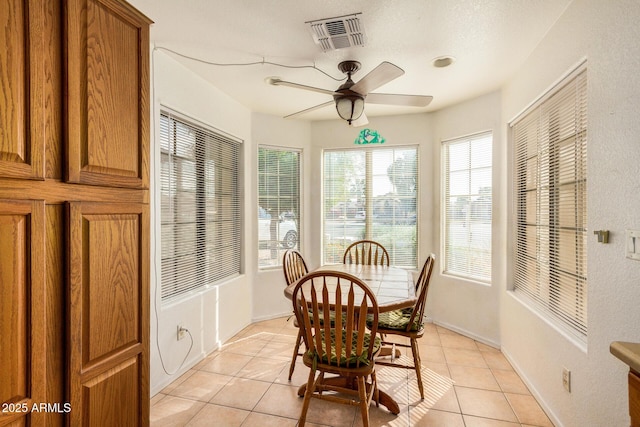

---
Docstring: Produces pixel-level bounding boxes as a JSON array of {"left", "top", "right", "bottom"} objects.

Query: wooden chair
[
  {"left": 367, "top": 254, "right": 435, "bottom": 399},
  {"left": 292, "top": 271, "right": 381, "bottom": 427},
  {"left": 282, "top": 250, "right": 309, "bottom": 380},
  {"left": 342, "top": 240, "right": 390, "bottom": 266}
]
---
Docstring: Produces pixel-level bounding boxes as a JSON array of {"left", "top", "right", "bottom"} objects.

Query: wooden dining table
[{"left": 283, "top": 263, "right": 416, "bottom": 415}]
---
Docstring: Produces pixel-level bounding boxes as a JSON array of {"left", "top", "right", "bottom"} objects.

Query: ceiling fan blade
[
  {"left": 283, "top": 101, "right": 334, "bottom": 119},
  {"left": 366, "top": 93, "right": 433, "bottom": 107},
  {"left": 350, "top": 62, "right": 404, "bottom": 95},
  {"left": 350, "top": 112, "right": 369, "bottom": 127},
  {"left": 267, "top": 77, "right": 337, "bottom": 96}
]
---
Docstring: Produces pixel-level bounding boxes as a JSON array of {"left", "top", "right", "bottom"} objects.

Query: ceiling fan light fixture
[{"left": 335, "top": 94, "right": 365, "bottom": 124}]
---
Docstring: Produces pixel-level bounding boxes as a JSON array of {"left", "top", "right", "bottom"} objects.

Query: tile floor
[{"left": 151, "top": 316, "right": 554, "bottom": 426}]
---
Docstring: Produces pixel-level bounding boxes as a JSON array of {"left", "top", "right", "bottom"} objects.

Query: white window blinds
[
  {"left": 512, "top": 67, "right": 588, "bottom": 336},
  {"left": 442, "top": 132, "right": 492, "bottom": 282},
  {"left": 323, "top": 147, "right": 418, "bottom": 267},
  {"left": 160, "top": 110, "right": 242, "bottom": 301},
  {"left": 258, "top": 146, "right": 301, "bottom": 268}
]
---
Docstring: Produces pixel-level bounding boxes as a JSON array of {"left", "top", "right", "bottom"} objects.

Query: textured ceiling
[{"left": 128, "top": 0, "right": 573, "bottom": 122}]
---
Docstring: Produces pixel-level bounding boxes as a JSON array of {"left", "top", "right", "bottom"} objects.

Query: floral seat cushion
[{"left": 367, "top": 308, "right": 422, "bottom": 332}]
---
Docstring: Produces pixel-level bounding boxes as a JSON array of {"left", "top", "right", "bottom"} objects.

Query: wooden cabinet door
[
  {"left": 0, "top": 1, "right": 45, "bottom": 180},
  {"left": 0, "top": 200, "right": 46, "bottom": 425},
  {"left": 67, "top": 202, "right": 149, "bottom": 426},
  {"left": 65, "top": 0, "right": 151, "bottom": 189}
]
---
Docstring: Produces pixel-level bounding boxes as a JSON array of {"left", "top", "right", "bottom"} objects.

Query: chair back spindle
[{"left": 343, "top": 240, "right": 390, "bottom": 266}]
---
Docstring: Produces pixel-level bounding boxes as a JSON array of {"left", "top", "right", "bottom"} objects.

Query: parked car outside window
[{"left": 258, "top": 207, "right": 298, "bottom": 249}]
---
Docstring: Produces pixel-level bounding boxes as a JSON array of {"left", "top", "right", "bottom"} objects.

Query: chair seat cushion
[
  {"left": 367, "top": 308, "right": 422, "bottom": 332},
  {"left": 307, "top": 329, "right": 381, "bottom": 368}
]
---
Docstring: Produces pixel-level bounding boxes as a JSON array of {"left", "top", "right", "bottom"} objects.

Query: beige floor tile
[
  {"left": 209, "top": 377, "right": 271, "bottom": 410},
  {"left": 505, "top": 392, "right": 554, "bottom": 426},
  {"left": 353, "top": 404, "right": 410, "bottom": 427},
  {"left": 410, "top": 366, "right": 458, "bottom": 413},
  {"left": 150, "top": 395, "right": 205, "bottom": 427},
  {"left": 236, "top": 356, "right": 289, "bottom": 382},
  {"left": 302, "top": 394, "right": 358, "bottom": 427},
  {"left": 448, "top": 365, "right": 501, "bottom": 391},
  {"left": 255, "top": 316, "right": 290, "bottom": 330},
  {"left": 436, "top": 325, "right": 458, "bottom": 335},
  {"left": 455, "top": 386, "right": 518, "bottom": 422},
  {"left": 257, "top": 338, "right": 297, "bottom": 361},
  {"left": 150, "top": 392, "right": 166, "bottom": 406},
  {"left": 376, "top": 366, "right": 410, "bottom": 406},
  {"left": 422, "top": 323, "right": 438, "bottom": 333},
  {"left": 420, "top": 330, "right": 442, "bottom": 346},
  {"left": 418, "top": 344, "right": 446, "bottom": 364},
  {"left": 411, "top": 408, "right": 465, "bottom": 427},
  {"left": 269, "top": 328, "right": 300, "bottom": 343},
  {"left": 220, "top": 336, "right": 268, "bottom": 356},
  {"left": 253, "top": 383, "right": 305, "bottom": 419},
  {"left": 160, "top": 369, "right": 195, "bottom": 394},
  {"left": 232, "top": 325, "right": 276, "bottom": 342},
  {"left": 482, "top": 351, "right": 514, "bottom": 370},
  {"left": 241, "top": 412, "right": 299, "bottom": 427},
  {"left": 463, "top": 415, "right": 521, "bottom": 427},
  {"left": 185, "top": 403, "right": 249, "bottom": 426},
  {"left": 476, "top": 341, "right": 501, "bottom": 352},
  {"left": 198, "top": 352, "right": 252, "bottom": 376},
  {"left": 169, "top": 370, "right": 232, "bottom": 402},
  {"left": 439, "top": 333, "right": 479, "bottom": 350},
  {"left": 274, "top": 360, "right": 311, "bottom": 385},
  {"left": 492, "top": 368, "right": 530, "bottom": 394},
  {"left": 443, "top": 347, "right": 488, "bottom": 368}
]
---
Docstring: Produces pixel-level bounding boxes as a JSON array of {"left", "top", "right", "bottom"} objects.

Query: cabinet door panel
[
  {"left": 67, "top": 202, "right": 149, "bottom": 426},
  {"left": 0, "top": 200, "right": 46, "bottom": 425},
  {"left": 66, "top": 0, "right": 150, "bottom": 188},
  {"left": 0, "top": 1, "right": 45, "bottom": 179}
]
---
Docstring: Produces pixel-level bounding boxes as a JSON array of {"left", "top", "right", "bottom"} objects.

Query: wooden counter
[{"left": 611, "top": 341, "right": 640, "bottom": 427}]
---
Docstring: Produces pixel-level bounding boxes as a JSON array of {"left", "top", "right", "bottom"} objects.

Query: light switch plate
[{"left": 626, "top": 230, "right": 640, "bottom": 260}]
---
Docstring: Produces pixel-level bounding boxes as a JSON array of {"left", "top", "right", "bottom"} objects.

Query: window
[
  {"left": 323, "top": 147, "right": 418, "bottom": 267},
  {"left": 258, "top": 146, "right": 301, "bottom": 268},
  {"left": 160, "top": 110, "right": 242, "bottom": 301},
  {"left": 442, "top": 132, "right": 492, "bottom": 282},
  {"left": 512, "top": 66, "right": 587, "bottom": 337}
]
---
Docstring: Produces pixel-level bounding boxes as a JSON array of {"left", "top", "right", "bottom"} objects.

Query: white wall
[
  {"left": 430, "top": 91, "right": 504, "bottom": 346},
  {"left": 501, "top": 1, "right": 640, "bottom": 426},
  {"left": 150, "top": 50, "right": 253, "bottom": 395},
  {"left": 250, "top": 113, "right": 313, "bottom": 321}
]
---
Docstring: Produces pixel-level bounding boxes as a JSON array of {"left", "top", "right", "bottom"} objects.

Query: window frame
[
  {"left": 509, "top": 63, "right": 588, "bottom": 339},
  {"left": 159, "top": 108, "right": 243, "bottom": 302},
  {"left": 322, "top": 145, "right": 419, "bottom": 268},
  {"left": 441, "top": 131, "right": 493, "bottom": 284},
  {"left": 257, "top": 145, "right": 302, "bottom": 269}
]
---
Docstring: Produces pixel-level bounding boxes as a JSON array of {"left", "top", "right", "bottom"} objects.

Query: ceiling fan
[{"left": 267, "top": 60, "right": 433, "bottom": 126}]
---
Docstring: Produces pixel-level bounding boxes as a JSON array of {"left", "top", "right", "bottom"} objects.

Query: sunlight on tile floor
[{"left": 151, "top": 316, "right": 554, "bottom": 426}]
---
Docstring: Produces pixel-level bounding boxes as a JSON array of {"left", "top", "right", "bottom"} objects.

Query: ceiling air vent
[{"left": 307, "top": 13, "right": 366, "bottom": 52}]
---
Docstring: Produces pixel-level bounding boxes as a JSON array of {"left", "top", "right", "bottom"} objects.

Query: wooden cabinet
[
  {"left": 630, "top": 370, "right": 640, "bottom": 427},
  {"left": 0, "top": 0, "right": 151, "bottom": 425}
]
